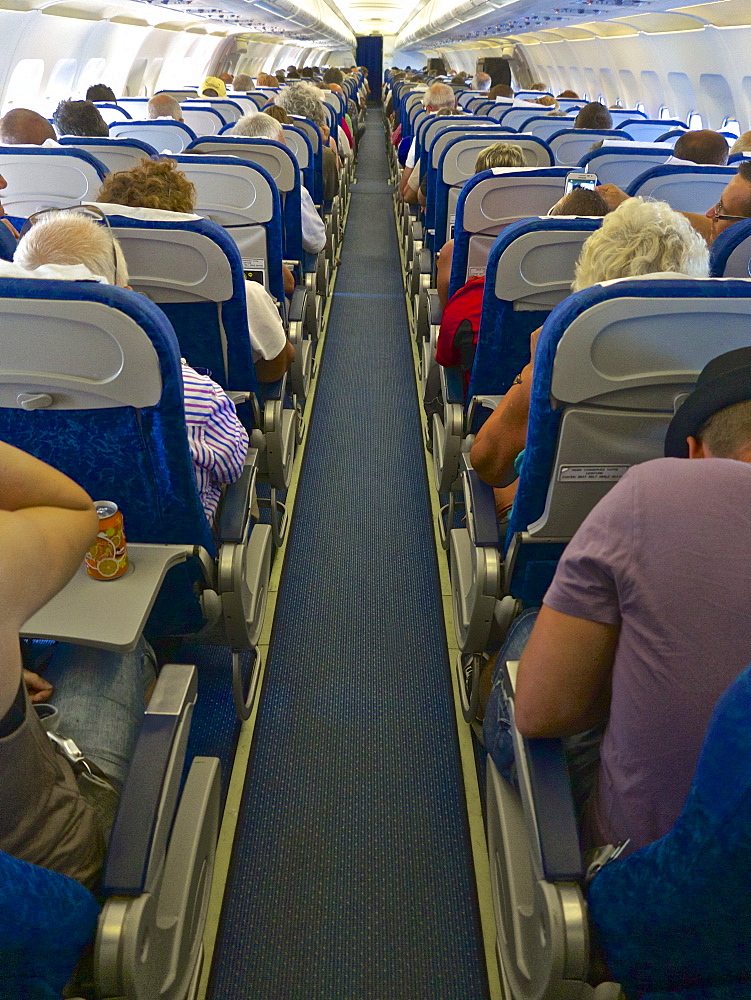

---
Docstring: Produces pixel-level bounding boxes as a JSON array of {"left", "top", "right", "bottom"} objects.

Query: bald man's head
[
  {"left": 673, "top": 129, "right": 729, "bottom": 166},
  {"left": 147, "top": 94, "right": 183, "bottom": 122},
  {"left": 0, "top": 108, "right": 56, "bottom": 145}
]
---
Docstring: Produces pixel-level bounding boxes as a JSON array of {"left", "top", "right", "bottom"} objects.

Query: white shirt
[{"left": 300, "top": 185, "right": 326, "bottom": 255}]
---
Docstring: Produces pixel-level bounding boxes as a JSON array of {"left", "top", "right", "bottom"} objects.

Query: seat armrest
[
  {"left": 427, "top": 288, "right": 442, "bottom": 326},
  {"left": 503, "top": 659, "right": 584, "bottom": 882},
  {"left": 257, "top": 376, "right": 285, "bottom": 403},
  {"left": 102, "top": 663, "right": 198, "bottom": 896},
  {"left": 288, "top": 286, "right": 307, "bottom": 324},
  {"left": 462, "top": 465, "right": 501, "bottom": 548},
  {"left": 418, "top": 247, "right": 432, "bottom": 275},
  {"left": 467, "top": 394, "right": 502, "bottom": 433},
  {"left": 216, "top": 450, "right": 258, "bottom": 544},
  {"left": 440, "top": 365, "right": 464, "bottom": 407}
]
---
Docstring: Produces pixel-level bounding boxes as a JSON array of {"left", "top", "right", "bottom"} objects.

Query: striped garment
[{"left": 181, "top": 362, "right": 249, "bottom": 522}]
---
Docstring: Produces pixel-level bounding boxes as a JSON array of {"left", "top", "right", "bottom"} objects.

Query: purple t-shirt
[{"left": 544, "top": 457, "right": 751, "bottom": 854}]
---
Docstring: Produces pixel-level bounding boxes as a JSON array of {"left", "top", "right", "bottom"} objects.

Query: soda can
[{"left": 85, "top": 501, "right": 129, "bottom": 580}]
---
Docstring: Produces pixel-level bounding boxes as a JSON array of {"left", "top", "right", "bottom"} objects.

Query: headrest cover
[{"left": 665, "top": 347, "right": 751, "bottom": 457}]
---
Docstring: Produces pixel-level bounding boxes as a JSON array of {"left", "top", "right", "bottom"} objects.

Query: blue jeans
[
  {"left": 483, "top": 608, "right": 604, "bottom": 817},
  {"left": 483, "top": 608, "right": 539, "bottom": 779},
  {"left": 44, "top": 638, "right": 156, "bottom": 788}
]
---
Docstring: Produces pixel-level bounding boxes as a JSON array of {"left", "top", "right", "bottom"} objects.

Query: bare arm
[
  {"left": 255, "top": 339, "right": 295, "bottom": 383},
  {"left": 681, "top": 211, "right": 712, "bottom": 242},
  {"left": 470, "top": 363, "right": 533, "bottom": 486},
  {"left": 514, "top": 605, "right": 619, "bottom": 737},
  {"left": 436, "top": 240, "right": 454, "bottom": 309},
  {"left": 596, "top": 185, "right": 713, "bottom": 243},
  {"left": 399, "top": 166, "right": 414, "bottom": 200},
  {"left": 0, "top": 444, "right": 97, "bottom": 718},
  {"left": 282, "top": 264, "right": 295, "bottom": 296}
]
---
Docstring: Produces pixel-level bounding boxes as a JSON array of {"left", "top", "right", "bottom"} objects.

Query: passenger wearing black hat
[{"left": 665, "top": 347, "right": 751, "bottom": 461}]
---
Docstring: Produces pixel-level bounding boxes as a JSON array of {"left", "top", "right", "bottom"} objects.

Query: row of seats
[
  {"left": 384, "top": 69, "right": 751, "bottom": 1000},
  {"left": 0, "top": 69, "right": 365, "bottom": 999}
]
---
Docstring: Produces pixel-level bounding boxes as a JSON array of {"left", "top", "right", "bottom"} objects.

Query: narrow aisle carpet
[{"left": 207, "top": 110, "right": 490, "bottom": 1000}]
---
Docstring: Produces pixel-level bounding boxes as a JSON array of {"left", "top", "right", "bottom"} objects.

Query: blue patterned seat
[{"left": 588, "top": 662, "right": 751, "bottom": 997}]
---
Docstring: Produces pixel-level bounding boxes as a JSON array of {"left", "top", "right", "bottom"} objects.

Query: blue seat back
[
  {"left": 93, "top": 101, "right": 132, "bottom": 124},
  {"left": 548, "top": 128, "right": 624, "bottom": 165},
  {"left": 504, "top": 278, "right": 751, "bottom": 606},
  {"left": 105, "top": 213, "right": 261, "bottom": 415},
  {"left": 109, "top": 119, "right": 197, "bottom": 154},
  {"left": 588, "top": 662, "right": 751, "bottom": 997},
  {"left": 450, "top": 167, "right": 570, "bottom": 296},
  {"left": 0, "top": 146, "right": 108, "bottom": 217},
  {"left": 0, "top": 277, "right": 215, "bottom": 549},
  {"left": 186, "top": 137, "right": 303, "bottom": 263},
  {"left": 171, "top": 154, "right": 286, "bottom": 303},
  {"left": 709, "top": 217, "right": 751, "bottom": 277},
  {"left": 58, "top": 136, "right": 157, "bottom": 174},
  {"left": 179, "top": 105, "right": 225, "bottom": 136},
  {"left": 486, "top": 101, "right": 514, "bottom": 122},
  {"left": 469, "top": 217, "right": 602, "bottom": 400},
  {"left": 626, "top": 163, "right": 736, "bottom": 213},
  {"left": 579, "top": 142, "right": 674, "bottom": 187},
  {"left": 618, "top": 118, "right": 687, "bottom": 142},
  {"left": 519, "top": 115, "right": 578, "bottom": 141},
  {"left": 287, "top": 116, "right": 324, "bottom": 204},
  {"left": 608, "top": 108, "right": 647, "bottom": 126},
  {"left": 495, "top": 106, "right": 550, "bottom": 131},
  {"left": 431, "top": 131, "right": 551, "bottom": 246},
  {"left": 0, "top": 849, "right": 100, "bottom": 998}
]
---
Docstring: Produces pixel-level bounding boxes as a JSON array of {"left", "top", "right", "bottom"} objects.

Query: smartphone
[{"left": 565, "top": 171, "right": 598, "bottom": 194}]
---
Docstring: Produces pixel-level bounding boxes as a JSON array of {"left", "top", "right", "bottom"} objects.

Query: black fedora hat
[{"left": 665, "top": 347, "right": 751, "bottom": 458}]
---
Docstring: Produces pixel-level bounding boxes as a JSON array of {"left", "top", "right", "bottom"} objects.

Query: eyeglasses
[
  {"left": 19, "top": 204, "right": 120, "bottom": 282},
  {"left": 711, "top": 200, "right": 749, "bottom": 223}
]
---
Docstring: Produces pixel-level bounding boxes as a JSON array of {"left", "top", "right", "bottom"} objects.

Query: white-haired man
[
  {"left": 399, "top": 82, "right": 456, "bottom": 203},
  {"left": 472, "top": 72, "right": 491, "bottom": 92},
  {"left": 229, "top": 112, "right": 326, "bottom": 255}
]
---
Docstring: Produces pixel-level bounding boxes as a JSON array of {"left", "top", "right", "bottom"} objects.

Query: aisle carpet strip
[{"left": 206, "top": 110, "right": 490, "bottom": 1000}]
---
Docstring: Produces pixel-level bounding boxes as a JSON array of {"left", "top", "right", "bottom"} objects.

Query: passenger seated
[
  {"left": 470, "top": 197, "right": 709, "bottom": 517},
  {"left": 598, "top": 159, "right": 751, "bottom": 244},
  {"left": 52, "top": 100, "right": 109, "bottom": 138},
  {"left": 85, "top": 84, "right": 116, "bottom": 103},
  {"left": 546, "top": 186, "right": 611, "bottom": 216},
  {"left": 275, "top": 82, "right": 343, "bottom": 169},
  {"left": 200, "top": 76, "right": 226, "bottom": 99},
  {"left": 13, "top": 209, "right": 249, "bottom": 524},
  {"left": 147, "top": 93, "right": 184, "bottom": 122},
  {"left": 484, "top": 346, "right": 751, "bottom": 857},
  {"left": 672, "top": 128, "right": 729, "bottom": 165},
  {"left": 94, "top": 157, "right": 296, "bottom": 379},
  {"left": 0, "top": 107, "right": 56, "bottom": 145},
  {"left": 0, "top": 441, "right": 155, "bottom": 889},
  {"left": 436, "top": 141, "right": 527, "bottom": 308},
  {"left": 228, "top": 112, "right": 327, "bottom": 255},
  {"left": 573, "top": 101, "right": 613, "bottom": 130},
  {"left": 558, "top": 89, "right": 579, "bottom": 99},
  {"left": 399, "top": 82, "right": 456, "bottom": 202},
  {"left": 489, "top": 84, "right": 514, "bottom": 99},
  {"left": 730, "top": 131, "right": 751, "bottom": 157},
  {"left": 232, "top": 73, "right": 253, "bottom": 92}
]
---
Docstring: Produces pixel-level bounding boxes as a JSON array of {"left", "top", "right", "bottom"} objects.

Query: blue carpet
[{"left": 207, "top": 110, "right": 490, "bottom": 1000}]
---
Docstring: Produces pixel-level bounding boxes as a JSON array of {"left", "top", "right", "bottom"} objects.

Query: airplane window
[
  {"left": 79, "top": 57, "right": 107, "bottom": 98},
  {"left": 723, "top": 118, "right": 741, "bottom": 138},
  {"left": 44, "top": 58, "right": 77, "bottom": 114},
  {"left": 688, "top": 111, "right": 703, "bottom": 129},
  {"left": 635, "top": 102, "right": 646, "bottom": 114},
  {"left": 658, "top": 105, "right": 672, "bottom": 119},
  {"left": 1, "top": 58, "right": 45, "bottom": 116}
]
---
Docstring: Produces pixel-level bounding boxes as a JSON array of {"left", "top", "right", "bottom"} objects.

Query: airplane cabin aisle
[{"left": 203, "top": 109, "right": 490, "bottom": 999}]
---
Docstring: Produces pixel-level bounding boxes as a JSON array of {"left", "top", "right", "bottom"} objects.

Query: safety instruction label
[
  {"left": 243, "top": 259, "right": 265, "bottom": 285},
  {"left": 468, "top": 266, "right": 486, "bottom": 279},
  {"left": 558, "top": 465, "right": 630, "bottom": 483}
]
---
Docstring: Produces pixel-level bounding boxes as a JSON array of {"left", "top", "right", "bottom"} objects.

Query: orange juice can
[{"left": 85, "top": 501, "right": 129, "bottom": 580}]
